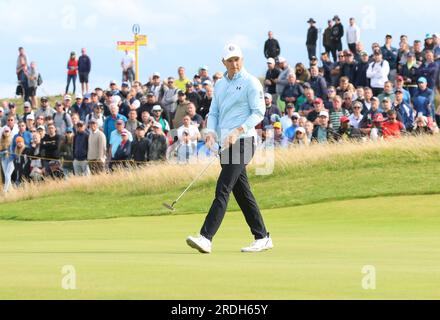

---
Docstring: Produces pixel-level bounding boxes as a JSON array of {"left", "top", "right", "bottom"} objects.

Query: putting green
[{"left": 1, "top": 194, "right": 439, "bottom": 300}]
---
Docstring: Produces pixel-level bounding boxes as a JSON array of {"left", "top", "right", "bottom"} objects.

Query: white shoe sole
[
  {"left": 186, "top": 238, "right": 211, "bottom": 254},
  {"left": 241, "top": 247, "right": 273, "bottom": 253}
]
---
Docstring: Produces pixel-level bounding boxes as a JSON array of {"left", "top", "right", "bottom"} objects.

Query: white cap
[
  {"left": 111, "top": 95, "right": 122, "bottom": 105},
  {"left": 152, "top": 105, "right": 162, "bottom": 111},
  {"left": 152, "top": 121, "right": 162, "bottom": 128},
  {"left": 110, "top": 80, "right": 117, "bottom": 85},
  {"left": 278, "top": 57, "right": 287, "bottom": 63},
  {"left": 267, "top": 58, "right": 275, "bottom": 65},
  {"left": 153, "top": 72, "right": 161, "bottom": 77},
  {"left": 319, "top": 111, "right": 329, "bottom": 118},
  {"left": 297, "top": 127, "right": 306, "bottom": 134},
  {"left": 27, "top": 114, "right": 35, "bottom": 120},
  {"left": 75, "top": 93, "right": 83, "bottom": 100},
  {"left": 202, "top": 80, "right": 212, "bottom": 86},
  {"left": 64, "top": 94, "right": 72, "bottom": 101},
  {"left": 264, "top": 93, "right": 272, "bottom": 99},
  {"left": 222, "top": 43, "right": 243, "bottom": 61},
  {"left": 132, "top": 100, "right": 141, "bottom": 109},
  {"left": 24, "top": 101, "right": 32, "bottom": 108}
]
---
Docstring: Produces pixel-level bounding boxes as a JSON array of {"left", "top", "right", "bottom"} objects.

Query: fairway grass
[{"left": 1, "top": 194, "right": 439, "bottom": 300}]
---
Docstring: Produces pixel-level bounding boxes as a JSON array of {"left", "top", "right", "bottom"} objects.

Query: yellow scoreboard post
[{"left": 132, "top": 24, "right": 147, "bottom": 82}]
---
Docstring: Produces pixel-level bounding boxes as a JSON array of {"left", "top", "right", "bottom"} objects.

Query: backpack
[{"left": 37, "top": 73, "right": 43, "bottom": 86}]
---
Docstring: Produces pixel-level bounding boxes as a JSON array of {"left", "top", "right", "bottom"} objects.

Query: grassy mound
[{"left": 0, "top": 135, "right": 439, "bottom": 221}]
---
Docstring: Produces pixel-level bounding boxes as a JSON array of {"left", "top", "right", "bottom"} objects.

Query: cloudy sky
[{"left": 0, "top": 0, "right": 437, "bottom": 97}]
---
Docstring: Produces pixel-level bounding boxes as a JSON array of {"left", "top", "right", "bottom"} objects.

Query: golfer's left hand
[{"left": 223, "top": 128, "right": 243, "bottom": 148}]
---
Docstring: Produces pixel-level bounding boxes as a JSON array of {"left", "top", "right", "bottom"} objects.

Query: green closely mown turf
[{"left": 0, "top": 194, "right": 439, "bottom": 300}]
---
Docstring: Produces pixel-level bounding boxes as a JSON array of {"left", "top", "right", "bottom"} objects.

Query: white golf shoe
[
  {"left": 241, "top": 235, "right": 274, "bottom": 253},
  {"left": 186, "top": 235, "right": 212, "bottom": 254}
]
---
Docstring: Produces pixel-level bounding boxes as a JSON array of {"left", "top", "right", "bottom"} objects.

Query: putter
[{"left": 163, "top": 147, "right": 226, "bottom": 212}]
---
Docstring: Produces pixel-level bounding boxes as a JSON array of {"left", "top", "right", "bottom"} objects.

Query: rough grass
[{"left": 0, "top": 135, "right": 439, "bottom": 221}]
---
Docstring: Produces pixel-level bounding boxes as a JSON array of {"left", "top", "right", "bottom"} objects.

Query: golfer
[{"left": 186, "top": 44, "right": 273, "bottom": 254}]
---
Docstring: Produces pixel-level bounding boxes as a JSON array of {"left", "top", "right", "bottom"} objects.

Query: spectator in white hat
[{"left": 264, "top": 57, "right": 281, "bottom": 102}]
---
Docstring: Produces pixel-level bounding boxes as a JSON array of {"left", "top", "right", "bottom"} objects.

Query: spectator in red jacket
[
  {"left": 66, "top": 52, "right": 78, "bottom": 95},
  {"left": 382, "top": 110, "right": 405, "bottom": 139}
]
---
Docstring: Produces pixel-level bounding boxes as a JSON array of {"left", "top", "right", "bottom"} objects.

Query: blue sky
[{"left": 0, "top": 0, "right": 437, "bottom": 98}]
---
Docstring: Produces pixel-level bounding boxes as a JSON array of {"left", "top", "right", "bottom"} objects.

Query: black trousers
[
  {"left": 307, "top": 45, "right": 317, "bottom": 60},
  {"left": 200, "top": 137, "right": 268, "bottom": 241}
]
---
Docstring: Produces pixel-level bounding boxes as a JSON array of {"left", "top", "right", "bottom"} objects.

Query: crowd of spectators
[{"left": 1, "top": 16, "right": 440, "bottom": 193}]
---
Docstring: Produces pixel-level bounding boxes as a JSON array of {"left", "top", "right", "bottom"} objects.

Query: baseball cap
[
  {"left": 340, "top": 116, "right": 350, "bottom": 123},
  {"left": 152, "top": 121, "right": 161, "bottom": 128},
  {"left": 319, "top": 111, "right": 329, "bottom": 118},
  {"left": 199, "top": 65, "right": 209, "bottom": 71},
  {"left": 426, "top": 33, "right": 433, "bottom": 39},
  {"left": 26, "top": 114, "right": 35, "bottom": 120},
  {"left": 273, "top": 122, "right": 282, "bottom": 130},
  {"left": 177, "top": 90, "right": 186, "bottom": 96},
  {"left": 15, "top": 137, "right": 25, "bottom": 144},
  {"left": 286, "top": 103, "right": 294, "bottom": 109},
  {"left": 314, "top": 98, "right": 323, "bottom": 104},
  {"left": 152, "top": 72, "right": 161, "bottom": 78},
  {"left": 40, "top": 96, "right": 48, "bottom": 102},
  {"left": 373, "top": 113, "right": 384, "bottom": 122},
  {"left": 383, "top": 97, "right": 390, "bottom": 102},
  {"left": 121, "top": 129, "right": 129, "bottom": 136},
  {"left": 116, "top": 119, "right": 125, "bottom": 125},
  {"left": 121, "top": 81, "right": 130, "bottom": 87},
  {"left": 66, "top": 127, "right": 74, "bottom": 133},
  {"left": 147, "top": 92, "right": 155, "bottom": 96},
  {"left": 152, "top": 105, "right": 162, "bottom": 112},
  {"left": 24, "top": 101, "right": 31, "bottom": 108},
  {"left": 64, "top": 94, "right": 72, "bottom": 101},
  {"left": 111, "top": 96, "right": 122, "bottom": 104},
  {"left": 110, "top": 80, "right": 117, "bottom": 85},
  {"left": 433, "top": 33, "right": 440, "bottom": 38},
  {"left": 407, "top": 52, "right": 415, "bottom": 58},
  {"left": 75, "top": 94, "right": 83, "bottom": 100},
  {"left": 396, "top": 75, "right": 404, "bottom": 82},
  {"left": 222, "top": 43, "right": 243, "bottom": 61},
  {"left": 84, "top": 93, "right": 91, "bottom": 100},
  {"left": 267, "top": 58, "right": 275, "bottom": 65},
  {"left": 88, "top": 118, "right": 97, "bottom": 124},
  {"left": 296, "top": 127, "right": 306, "bottom": 134},
  {"left": 292, "top": 112, "right": 300, "bottom": 119},
  {"left": 371, "top": 97, "right": 379, "bottom": 102},
  {"left": 418, "top": 77, "right": 428, "bottom": 84},
  {"left": 395, "top": 88, "right": 404, "bottom": 94},
  {"left": 264, "top": 93, "right": 272, "bottom": 99},
  {"left": 136, "top": 124, "right": 146, "bottom": 130},
  {"left": 3, "top": 127, "right": 10, "bottom": 133},
  {"left": 278, "top": 57, "right": 287, "bottom": 63},
  {"left": 202, "top": 80, "right": 212, "bottom": 86},
  {"left": 361, "top": 51, "right": 369, "bottom": 56},
  {"left": 37, "top": 125, "right": 45, "bottom": 131}
]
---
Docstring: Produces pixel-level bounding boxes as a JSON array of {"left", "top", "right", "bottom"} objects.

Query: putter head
[{"left": 162, "top": 202, "right": 176, "bottom": 212}]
